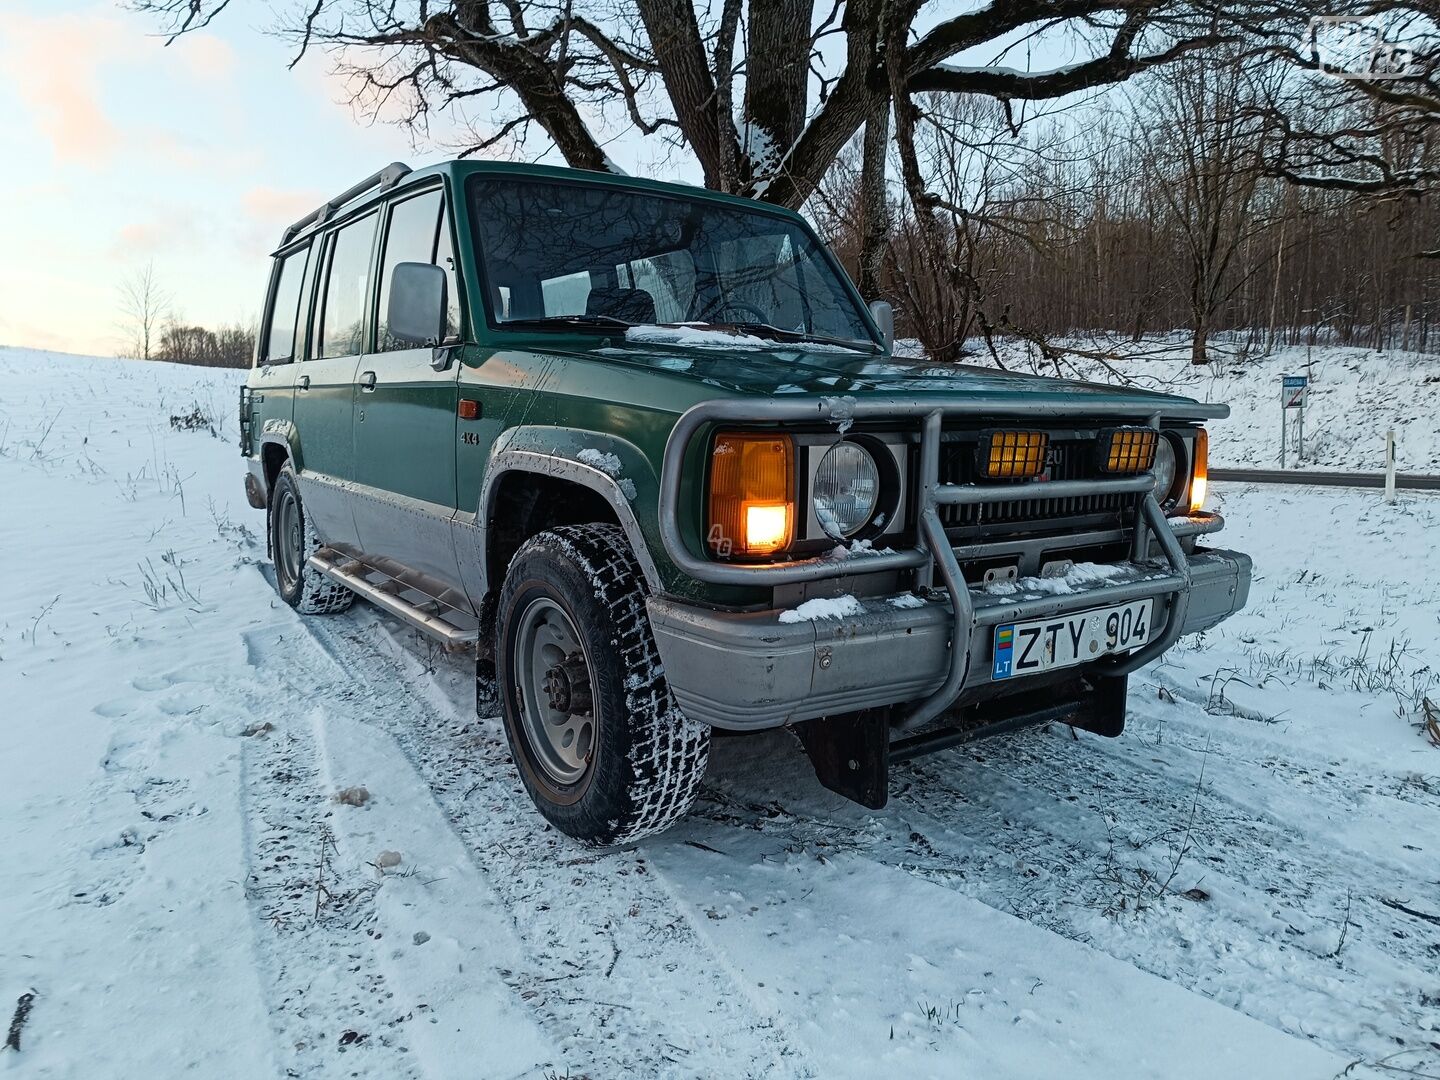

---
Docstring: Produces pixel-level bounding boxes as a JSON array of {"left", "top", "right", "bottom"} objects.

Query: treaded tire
[
  {"left": 497, "top": 524, "right": 709, "bottom": 845},
  {"left": 268, "top": 465, "right": 355, "bottom": 616}
]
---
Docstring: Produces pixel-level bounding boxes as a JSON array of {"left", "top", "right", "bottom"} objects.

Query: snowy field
[{"left": 2, "top": 347, "right": 1439, "bottom": 1079}]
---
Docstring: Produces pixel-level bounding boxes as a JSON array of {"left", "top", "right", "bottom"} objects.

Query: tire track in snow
[
  {"left": 689, "top": 719, "right": 1440, "bottom": 1071},
  {"left": 232, "top": 631, "right": 427, "bottom": 1080},
  {"left": 262, "top": 599, "right": 817, "bottom": 1080}
]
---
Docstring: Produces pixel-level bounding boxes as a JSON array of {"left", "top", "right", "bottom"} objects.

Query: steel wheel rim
[
  {"left": 513, "top": 597, "right": 597, "bottom": 786},
  {"left": 275, "top": 489, "right": 302, "bottom": 593}
]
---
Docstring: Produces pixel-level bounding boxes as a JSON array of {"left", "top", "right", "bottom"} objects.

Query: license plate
[{"left": 992, "top": 599, "right": 1154, "bottom": 680}]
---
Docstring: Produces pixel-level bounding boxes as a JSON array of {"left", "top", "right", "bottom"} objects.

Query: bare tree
[
  {"left": 1136, "top": 53, "right": 1277, "bottom": 363},
  {"left": 118, "top": 262, "right": 169, "bottom": 362},
  {"left": 1257, "top": 2, "right": 1440, "bottom": 208},
  {"left": 133, "top": 0, "right": 1243, "bottom": 211}
]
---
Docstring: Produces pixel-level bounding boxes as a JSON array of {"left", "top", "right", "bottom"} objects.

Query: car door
[
  {"left": 293, "top": 210, "right": 378, "bottom": 550},
  {"left": 350, "top": 185, "right": 465, "bottom": 589}
]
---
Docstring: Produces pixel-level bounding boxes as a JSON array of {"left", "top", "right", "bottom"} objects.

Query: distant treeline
[{"left": 154, "top": 321, "right": 255, "bottom": 368}]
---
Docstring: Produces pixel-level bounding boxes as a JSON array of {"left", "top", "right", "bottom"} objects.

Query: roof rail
[{"left": 280, "top": 161, "right": 412, "bottom": 246}]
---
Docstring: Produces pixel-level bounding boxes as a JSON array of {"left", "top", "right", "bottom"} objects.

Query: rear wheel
[
  {"left": 268, "top": 465, "right": 354, "bottom": 615},
  {"left": 496, "top": 524, "right": 709, "bottom": 844}
]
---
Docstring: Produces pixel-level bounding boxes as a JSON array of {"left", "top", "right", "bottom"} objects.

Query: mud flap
[
  {"left": 796, "top": 710, "right": 891, "bottom": 809},
  {"left": 1072, "top": 673, "right": 1129, "bottom": 737},
  {"left": 476, "top": 654, "right": 499, "bottom": 715}
]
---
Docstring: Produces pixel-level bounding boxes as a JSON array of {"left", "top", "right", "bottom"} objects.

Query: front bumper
[{"left": 649, "top": 547, "right": 1250, "bottom": 731}]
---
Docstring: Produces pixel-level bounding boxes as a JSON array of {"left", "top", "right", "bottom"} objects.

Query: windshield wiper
[
  {"left": 710, "top": 321, "right": 877, "bottom": 353},
  {"left": 503, "top": 314, "right": 634, "bottom": 330}
]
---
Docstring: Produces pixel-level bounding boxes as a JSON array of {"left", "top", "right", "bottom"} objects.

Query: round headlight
[
  {"left": 1151, "top": 436, "right": 1178, "bottom": 504},
  {"left": 814, "top": 442, "right": 880, "bottom": 538}
]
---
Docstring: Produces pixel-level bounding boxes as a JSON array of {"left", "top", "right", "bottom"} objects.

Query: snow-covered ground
[
  {"left": 3, "top": 347, "right": 1439, "bottom": 1079},
  {"left": 905, "top": 335, "right": 1440, "bottom": 473}
]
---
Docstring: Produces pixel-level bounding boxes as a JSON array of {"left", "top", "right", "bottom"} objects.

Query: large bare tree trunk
[
  {"left": 858, "top": 105, "right": 889, "bottom": 301},
  {"left": 742, "top": 0, "right": 811, "bottom": 175}
]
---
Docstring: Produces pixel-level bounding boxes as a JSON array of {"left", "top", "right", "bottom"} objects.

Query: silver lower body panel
[{"left": 648, "top": 548, "right": 1251, "bottom": 731}]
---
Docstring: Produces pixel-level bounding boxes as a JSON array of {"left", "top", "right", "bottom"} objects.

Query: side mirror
[
  {"left": 868, "top": 299, "right": 894, "bottom": 351},
  {"left": 388, "top": 262, "right": 447, "bottom": 346}
]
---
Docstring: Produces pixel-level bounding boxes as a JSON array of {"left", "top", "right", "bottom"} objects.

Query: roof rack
[{"left": 280, "top": 161, "right": 413, "bottom": 246}]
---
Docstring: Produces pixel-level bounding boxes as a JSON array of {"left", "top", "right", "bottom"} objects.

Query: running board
[{"left": 307, "top": 550, "right": 479, "bottom": 646}]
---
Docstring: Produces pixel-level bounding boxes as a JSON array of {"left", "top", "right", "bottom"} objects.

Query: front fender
[{"left": 478, "top": 426, "right": 666, "bottom": 591}]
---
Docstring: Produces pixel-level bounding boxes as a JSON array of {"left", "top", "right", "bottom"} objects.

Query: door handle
[
  {"left": 297, "top": 374, "right": 310, "bottom": 390},
  {"left": 359, "top": 370, "right": 377, "bottom": 392}
]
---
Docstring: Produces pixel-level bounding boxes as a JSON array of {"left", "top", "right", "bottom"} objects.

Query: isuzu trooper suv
[{"left": 240, "top": 159, "right": 1251, "bottom": 844}]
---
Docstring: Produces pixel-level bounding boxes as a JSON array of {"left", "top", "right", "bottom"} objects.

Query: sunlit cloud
[
  {"left": 2, "top": 12, "right": 124, "bottom": 163},
  {"left": 0, "top": 7, "right": 239, "bottom": 167}
]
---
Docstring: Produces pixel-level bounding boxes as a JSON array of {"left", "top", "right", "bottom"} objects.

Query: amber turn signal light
[
  {"left": 1189, "top": 428, "right": 1209, "bottom": 513},
  {"left": 978, "top": 430, "right": 1048, "bottom": 479},
  {"left": 1099, "top": 427, "right": 1158, "bottom": 474},
  {"left": 707, "top": 432, "right": 794, "bottom": 557}
]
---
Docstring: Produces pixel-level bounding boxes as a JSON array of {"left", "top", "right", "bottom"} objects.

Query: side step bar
[{"left": 307, "top": 550, "right": 478, "bottom": 646}]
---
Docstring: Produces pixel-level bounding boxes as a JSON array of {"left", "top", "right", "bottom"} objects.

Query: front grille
[{"left": 937, "top": 433, "right": 1139, "bottom": 538}]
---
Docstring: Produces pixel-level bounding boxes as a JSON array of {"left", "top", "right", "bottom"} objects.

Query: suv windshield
[{"left": 468, "top": 177, "right": 875, "bottom": 348}]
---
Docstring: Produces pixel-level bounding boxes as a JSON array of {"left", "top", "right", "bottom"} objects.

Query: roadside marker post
[
  {"left": 1385, "top": 430, "right": 1397, "bottom": 504},
  {"left": 1279, "top": 374, "right": 1308, "bottom": 467}
]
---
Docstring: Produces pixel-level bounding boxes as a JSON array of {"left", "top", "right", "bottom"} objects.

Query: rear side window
[
  {"left": 262, "top": 245, "right": 310, "bottom": 363},
  {"left": 376, "top": 190, "right": 443, "bottom": 352},
  {"left": 316, "top": 212, "right": 378, "bottom": 358}
]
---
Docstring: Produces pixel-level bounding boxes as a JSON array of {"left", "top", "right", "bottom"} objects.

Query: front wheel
[{"left": 496, "top": 524, "right": 709, "bottom": 844}]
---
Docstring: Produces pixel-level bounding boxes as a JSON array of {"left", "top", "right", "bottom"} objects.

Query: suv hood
[{"left": 577, "top": 341, "right": 1209, "bottom": 413}]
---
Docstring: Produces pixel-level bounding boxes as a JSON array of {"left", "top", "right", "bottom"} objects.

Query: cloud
[
  {"left": 242, "top": 185, "right": 324, "bottom": 225},
  {"left": 0, "top": 7, "right": 239, "bottom": 166},
  {"left": 2, "top": 12, "right": 123, "bottom": 162},
  {"left": 239, "top": 185, "right": 326, "bottom": 252}
]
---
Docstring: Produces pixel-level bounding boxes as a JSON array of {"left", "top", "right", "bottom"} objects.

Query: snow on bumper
[{"left": 648, "top": 549, "right": 1251, "bottom": 731}]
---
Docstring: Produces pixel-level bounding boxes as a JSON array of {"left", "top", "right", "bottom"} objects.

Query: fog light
[
  {"left": 1100, "top": 427, "right": 1158, "bottom": 474},
  {"left": 979, "top": 430, "right": 1048, "bottom": 479}
]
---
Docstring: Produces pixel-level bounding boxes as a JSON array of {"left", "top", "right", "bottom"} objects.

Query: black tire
[
  {"left": 496, "top": 524, "right": 709, "bottom": 844},
  {"left": 267, "top": 465, "right": 355, "bottom": 616}
]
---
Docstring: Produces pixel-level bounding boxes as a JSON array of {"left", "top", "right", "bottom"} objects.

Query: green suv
[{"left": 240, "top": 160, "right": 1251, "bottom": 844}]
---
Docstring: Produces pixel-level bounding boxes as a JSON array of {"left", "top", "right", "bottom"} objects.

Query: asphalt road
[{"left": 1211, "top": 468, "right": 1440, "bottom": 491}]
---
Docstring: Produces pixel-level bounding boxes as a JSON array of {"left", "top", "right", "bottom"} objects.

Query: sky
[
  {"left": 0, "top": 1, "right": 1101, "bottom": 357},
  {"left": 0, "top": 0, "right": 702, "bottom": 356}
]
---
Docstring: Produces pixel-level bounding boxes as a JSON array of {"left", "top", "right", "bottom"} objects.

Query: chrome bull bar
[{"left": 657, "top": 395, "right": 1224, "bottom": 730}]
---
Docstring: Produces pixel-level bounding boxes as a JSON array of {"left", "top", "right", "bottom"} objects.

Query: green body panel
[
  {"left": 245, "top": 158, "right": 1215, "bottom": 611},
  {"left": 353, "top": 347, "right": 459, "bottom": 509}
]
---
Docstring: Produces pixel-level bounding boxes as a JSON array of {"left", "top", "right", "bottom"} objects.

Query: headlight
[
  {"left": 1151, "top": 436, "right": 1178, "bottom": 505},
  {"left": 813, "top": 441, "right": 880, "bottom": 538}
]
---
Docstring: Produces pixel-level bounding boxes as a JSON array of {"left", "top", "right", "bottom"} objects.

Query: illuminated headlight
[
  {"left": 1151, "top": 436, "right": 1178, "bottom": 504},
  {"left": 813, "top": 441, "right": 880, "bottom": 538}
]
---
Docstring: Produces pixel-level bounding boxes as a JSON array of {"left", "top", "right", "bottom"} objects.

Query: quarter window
[
  {"left": 317, "top": 212, "right": 378, "bottom": 358},
  {"left": 262, "top": 245, "right": 310, "bottom": 363}
]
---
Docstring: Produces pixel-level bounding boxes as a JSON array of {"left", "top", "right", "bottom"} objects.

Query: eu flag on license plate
[{"left": 993, "top": 624, "right": 1015, "bottom": 679}]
